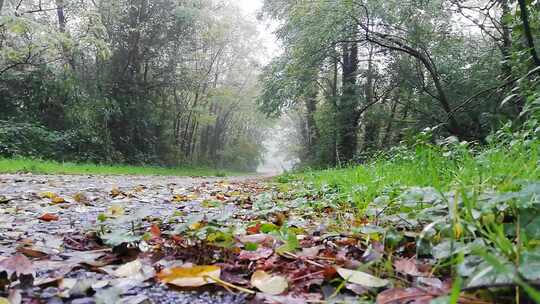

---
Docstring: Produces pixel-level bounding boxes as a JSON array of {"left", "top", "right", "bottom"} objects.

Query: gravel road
[{"left": 0, "top": 174, "right": 264, "bottom": 304}]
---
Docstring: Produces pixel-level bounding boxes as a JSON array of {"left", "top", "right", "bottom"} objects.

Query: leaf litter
[{"left": 0, "top": 173, "right": 535, "bottom": 303}]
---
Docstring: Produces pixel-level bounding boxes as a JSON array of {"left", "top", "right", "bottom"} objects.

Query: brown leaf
[
  {"left": 16, "top": 246, "right": 48, "bottom": 258},
  {"left": 238, "top": 248, "right": 273, "bottom": 261},
  {"left": 376, "top": 288, "right": 430, "bottom": 304},
  {"left": 38, "top": 213, "right": 59, "bottom": 222},
  {"left": 72, "top": 192, "right": 89, "bottom": 203},
  {"left": 394, "top": 258, "right": 431, "bottom": 277},
  {"left": 0, "top": 254, "right": 34, "bottom": 278}
]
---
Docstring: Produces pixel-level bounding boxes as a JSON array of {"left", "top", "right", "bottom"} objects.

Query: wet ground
[{"left": 0, "top": 174, "right": 262, "bottom": 304}]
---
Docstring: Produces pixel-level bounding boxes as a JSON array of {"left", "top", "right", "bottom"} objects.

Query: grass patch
[
  {"left": 291, "top": 141, "right": 540, "bottom": 206},
  {"left": 0, "top": 157, "right": 245, "bottom": 177}
]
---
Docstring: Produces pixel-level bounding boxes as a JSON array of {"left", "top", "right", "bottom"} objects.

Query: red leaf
[
  {"left": 246, "top": 223, "right": 261, "bottom": 234},
  {"left": 38, "top": 213, "right": 59, "bottom": 222},
  {"left": 150, "top": 224, "right": 161, "bottom": 238}
]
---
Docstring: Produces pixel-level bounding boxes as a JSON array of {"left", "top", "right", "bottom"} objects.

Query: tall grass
[
  {"left": 294, "top": 141, "right": 540, "bottom": 205},
  {"left": 0, "top": 157, "right": 243, "bottom": 177}
]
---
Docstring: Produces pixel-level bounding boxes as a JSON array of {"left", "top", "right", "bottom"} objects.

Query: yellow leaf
[
  {"left": 250, "top": 270, "right": 288, "bottom": 295},
  {"left": 51, "top": 196, "right": 65, "bottom": 204},
  {"left": 40, "top": 192, "right": 57, "bottom": 199},
  {"left": 107, "top": 204, "right": 125, "bottom": 218},
  {"left": 189, "top": 222, "right": 203, "bottom": 230},
  {"left": 172, "top": 194, "right": 188, "bottom": 202},
  {"left": 73, "top": 192, "right": 88, "bottom": 203},
  {"left": 157, "top": 265, "right": 221, "bottom": 287}
]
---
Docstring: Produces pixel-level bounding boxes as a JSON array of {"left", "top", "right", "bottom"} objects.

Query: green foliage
[
  {"left": 0, "top": 157, "right": 243, "bottom": 176},
  {"left": 0, "top": 0, "right": 267, "bottom": 171},
  {"left": 285, "top": 133, "right": 540, "bottom": 301}
]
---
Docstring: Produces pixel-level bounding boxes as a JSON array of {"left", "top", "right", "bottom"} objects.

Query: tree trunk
[
  {"left": 382, "top": 93, "right": 399, "bottom": 148},
  {"left": 304, "top": 90, "right": 319, "bottom": 164},
  {"left": 56, "top": 0, "right": 67, "bottom": 32},
  {"left": 518, "top": 0, "right": 540, "bottom": 67},
  {"left": 337, "top": 42, "right": 360, "bottom": 163}
]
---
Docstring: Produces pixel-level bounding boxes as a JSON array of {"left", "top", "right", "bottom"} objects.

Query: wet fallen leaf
[
  {"left": 113, "top": 259, "right": 143, "bottom": 277},
  {"left": 394, "top": 258, "right": 430, "bottom": 277},
  {"left": 150, "top": 224, "right": 161, "bottom": 238},
  {"left": 51, "top": 196, "right": 65, "bottom": 204},
  {"left": 156, "top": 265, "right": 221, "bottom": 287},
  {"left": 8, "top": 289, "right": 22, "bottom": 304},
  {"left": 250, "top": 270, "right": 288, "bottom": 295},
  {"left": 38, "top": 213, "right": 59, "bottom": 221},
  {"left": 40, "top": 192, "right": 57, "bottom": 199},
  {"left": 110, "top": 187, "right": 124, "bottom": 198},
  {"left": 336, "top": 267, "right": 388, "bottom": 288},
  {"left": 172, "top": 194, "right": 188, "bottom": 202},
  {"left": 16, "top": 245, "right": 48, "bottom": 258},
  {"left": 73, "top": 192, "right": 89, "bottom": 203},
  {"left": 106, "top": 204, "right": 125, "bottom": 218},
  {"left": 376, "top": 287, "right": 436, "bottom": 304},
  {"left": 238, "top": 247, "right": 273, "bottom": 261},
  {"left": 0, "top": 254, "right": 34, "bottom": 285}
]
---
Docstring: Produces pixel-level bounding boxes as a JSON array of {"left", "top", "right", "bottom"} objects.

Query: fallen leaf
[
  {"left": 394, "top": 258, "right": 430, "bottom": 277},
  {"left": 40, "top": 192, "right": 58, "bottom": 199},
  {"left": 250, "top": 270, "right": 288, "bottom": 295},
  {"left": 0, "top": 254, "right": 34, "bottom": 282},
  {"left": 113, "top": 260, "right": 143, "bottom": 278},
  {"left": 8, "top": 289, "right": 22, "bottom": 304},
  {"left": 238, "top": 248, "right": 273, "bottom": 261},
  {"left": 376, "top": 287, "right": 436, "bottom": 304},
  {"left": 150, "top": 224, "right": 161, "bottom": 238},
  {"left": 336, "top": 267, "right": 388, "bottom": 288},
  {"left": 157, "top": 265, "right": 221, "bottom": 287},
  {"left": 17, "top": 245, "right": 48, "bottom": 258},
  {"left": 38, "top": 213, "right": 59, "bottom": 222},
  {"left": 51, "top": 196, "right": 65, "bottom": 204},
  {"left": 73, "top": 192, "right": 89, "bottom": 203},
  {"left": 106, "top": 204, "right": 125, "bottom": 218},
  {"left": 110, "top": 187, "right": 122, "bottom": 197},
  {"left": 246, "top": 223, "right": 261, "bottom": 234},
  {"left": 239, "top": 234, "right": 273, "bottom": 244}
]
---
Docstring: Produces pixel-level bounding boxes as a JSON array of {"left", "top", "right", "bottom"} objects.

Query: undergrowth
[
  {"left": 283, "top": 131, "right": 540, "bottom": 302},
  {"left": 0, "top": 157, "right": 239, "bottom": 177}
]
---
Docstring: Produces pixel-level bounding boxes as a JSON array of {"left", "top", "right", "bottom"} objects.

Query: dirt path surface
[{"left": 0, "top": 174, "right": 264, "bottom": 304}]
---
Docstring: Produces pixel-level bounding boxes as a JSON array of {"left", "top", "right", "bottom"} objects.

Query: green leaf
[
  {"left": 244, "top": 242, "right": 259, "bottom": 251},
  {"left": 519, "top": 249, "right": 540, "bottom": 281}
]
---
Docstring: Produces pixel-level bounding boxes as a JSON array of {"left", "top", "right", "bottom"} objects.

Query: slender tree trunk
[
  {"left": 500, "top": 0, "right": 513, "bottom": 75},
  {"left": 518, "top": 0, "right": 540, "bottom": 67},
  {"left": 382, "top": 93, "right": 399, "bottom": 147},
  {"left": 337, "top": 42, "right": 360, "bottom": 163},
  {"left": 304, "top": 92, "right": 319, "bottom": 164},
  {"left": 56, "top": 0, "right": 67, "bottom": 32}
]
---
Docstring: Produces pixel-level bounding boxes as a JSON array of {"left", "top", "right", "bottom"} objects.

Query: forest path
[{"left": 0, "top": 173, "right": 270, "bottom": 304}]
